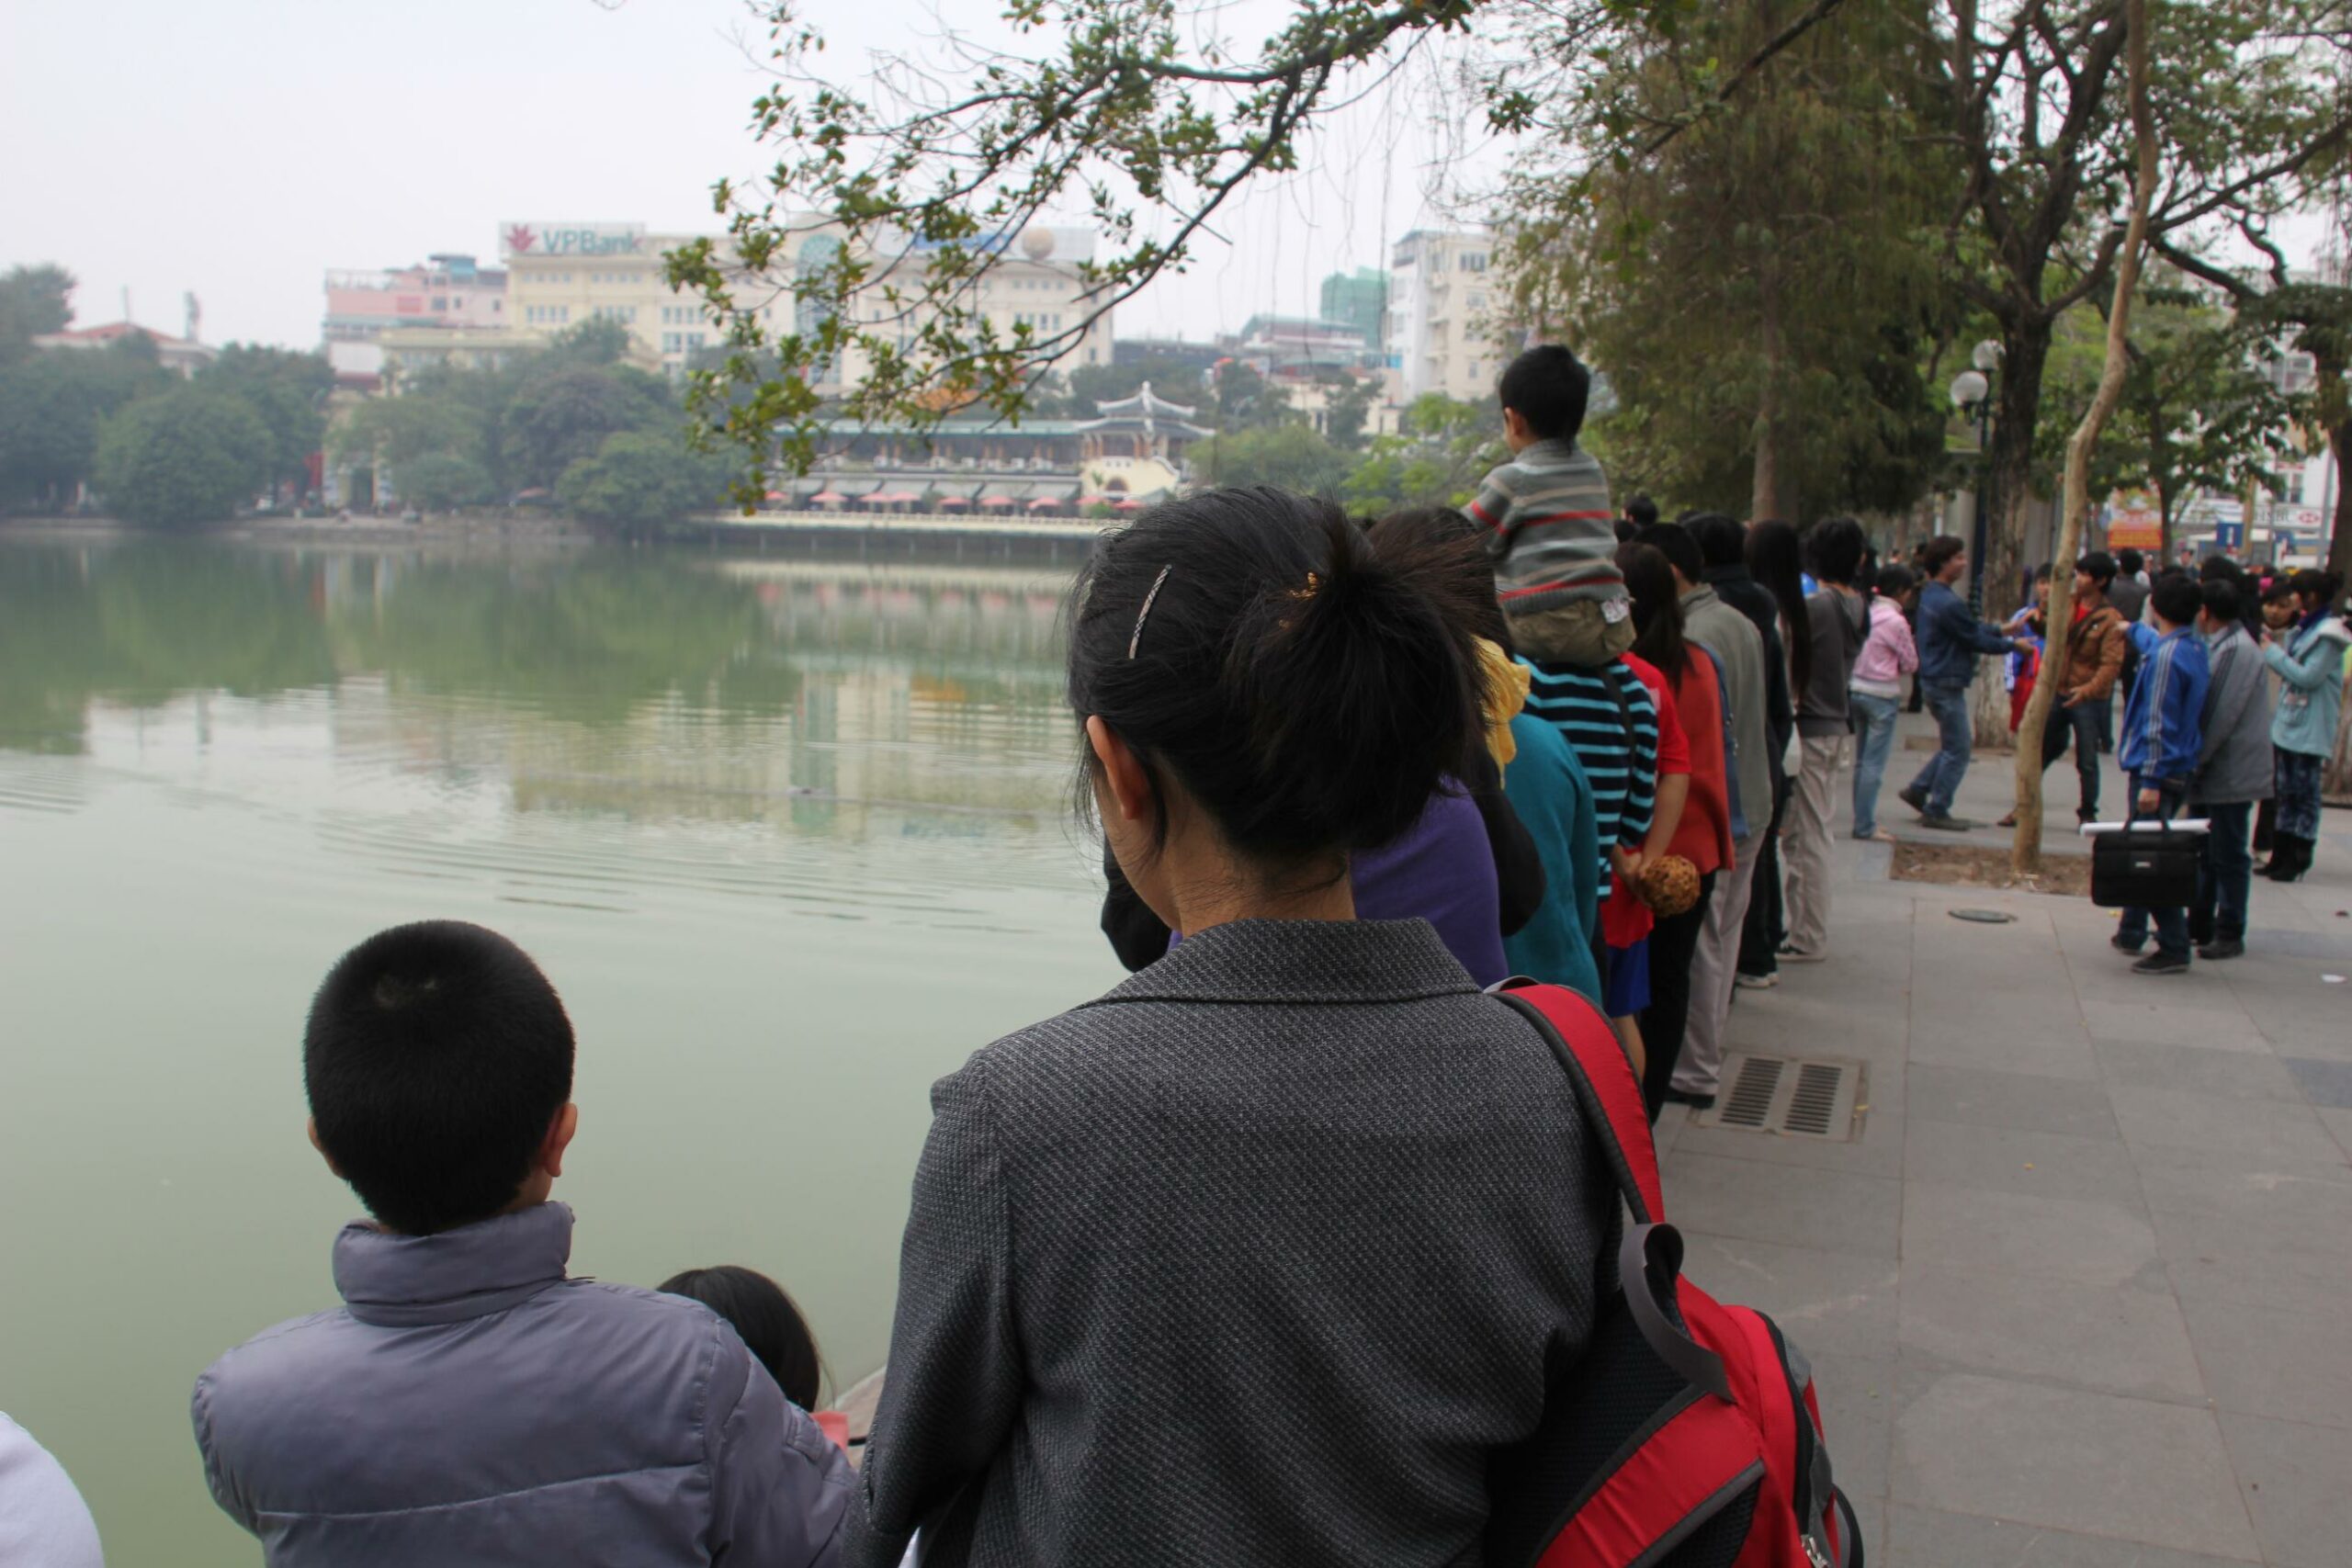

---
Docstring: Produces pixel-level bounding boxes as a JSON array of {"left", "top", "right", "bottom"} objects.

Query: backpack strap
[{"left": 1492, "top": 979, "right": 1664, "bottom": 1225}]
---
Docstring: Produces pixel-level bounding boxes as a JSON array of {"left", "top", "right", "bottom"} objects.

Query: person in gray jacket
[
  {"left": 2188, "top": 580, "right": 2272, "bottom": 959},
  {"left": 192, "top": 921, "right": 856, "bottom": 1568},
  {"left": 854, "top": 489, "right": 1615, "bottom": 1568}
]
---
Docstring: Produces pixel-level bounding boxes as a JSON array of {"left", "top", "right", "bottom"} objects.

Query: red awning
[
  {"left": 809, "top": 491, "right": 848, "bottom": 504},
  {"left": 871, "top": 491, "right": 921, "bottom": 504},
  {"left": 937, "top": 495, "right": 969, "bottom": 508},
  {"left": 1113, "top": 497, "right": 1147, "bottom": 511},
  {"left": 978, "top": 494, "right": 1019, "bottom": 508},
  {"left": 1027, "top": 497, "right": 1062, "bottom": 510}
]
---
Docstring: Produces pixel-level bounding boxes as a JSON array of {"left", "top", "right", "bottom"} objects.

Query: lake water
[{"left": 0, "top": 536, "right": 1120, "bottom": 1565}]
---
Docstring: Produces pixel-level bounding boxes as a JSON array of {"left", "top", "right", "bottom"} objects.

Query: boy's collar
[{"left": 333, "top": 1201, "right": 574, "bottom": 1328}]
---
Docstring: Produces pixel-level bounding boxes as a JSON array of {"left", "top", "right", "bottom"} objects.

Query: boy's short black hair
[
  {"left": 2075, "top": 550, "right": 2116, "bottom": 586},
  {"left": 304, "top": 921, "right": 575, "bottom": 1236},
  {"left": 1624, "top": 494, "right": 1659, "bottom": 529},
  {"left": 2116, "top": 547, "right": 2144, "bottom": 575},
  {"left": 1497, "top": 345, "right": 1591, "bottom": 443},
  {"left": 1634, "top": 521, "right": 1704, "bottom": 585},
  {"left": 1805, "top": 517, "right": 1869, "bottom": 586},
  {"left": 2150, "top": 574, "right": 2202, "bottom": 628},
  {"left": 1683, "top": 513, "right": 1746, "bottom": 570},
  {"left": 1919, "top": 535, "right": 1966, "bottom": 577},
  {"left": 2199, "top": 578, "right": 2241, "bottom": 624}
]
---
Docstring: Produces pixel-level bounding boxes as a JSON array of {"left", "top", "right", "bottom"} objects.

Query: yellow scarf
[{"left": 1475, "top": 637, "right": 1529, "bottom": 772}]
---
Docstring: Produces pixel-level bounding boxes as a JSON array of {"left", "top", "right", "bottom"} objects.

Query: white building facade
[{"left": 1387, "top": 228, "right": 1509, "bottom": 403}]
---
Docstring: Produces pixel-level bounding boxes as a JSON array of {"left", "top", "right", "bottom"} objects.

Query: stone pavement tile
[
  {"left": 1728, "top": 991, "right": 1911, "bottom": 1064},
  {"left": 1808, "top": 1350, "right": 1894, "bottom": 1504},
  {"left": 1888, "top": 1371, "right": 2260, "bottom": 1562},
  {"left": 2108, "top": 1085, "right": 2343, "bottom": 1163},
  {"left": 1664, "top": 1153, "right": 1901, "bottom": 1258},
  {"left": 1896, "top": 1263, "right": 2203, "bottom": 1405},
  {"left": 2321, "top": 1106, "right": 2352, "bottom": 1155},
  {"left": 1908, "top": 1020, "right": 2100, "bottom": 1082},
  {"left": 2075, "top": 994, "right": 2267, "bottom": 1050},
  {"left": 2131, "top": 1144, "right": 2352, "bottom": 1228},
  {"left": 2156, "top": 1208, "right": 2352, "bottom": 1317},
  {"left": 1903, "top": 1119, "right": 2144, "bottom": 1205},
  {"left": 1881, "top": 1503, "right": 2259, "bottom": 1568},
  {"left": 2093, "top": 1037, "right": 2310, "bottom": 1102},
  {"left": 1900, "top": 1181, "right": 2160, "bottom": 1289},
  {"left": 1905, "top": 1061, "right": 2120, "bottom": 1138},
  {"left": 2178, "top": 1295, "right": 2352, "bottom": 1431},
  {"left": 2218, "top": 1413, "right": 2352, "bottom": 1568},
  {"left": 2281, "top": 1055, "right": 2352, "bottom": 1108},
  {"left": 1672, "top": 1109, "right": 1905, "bottom": 1180},
  {"left": 1649, "top": 1101, "right": 1689, "bottom": 1157},
  {"left": 1676, "top": 1232, "right": 1899, "bottom": 1360}
]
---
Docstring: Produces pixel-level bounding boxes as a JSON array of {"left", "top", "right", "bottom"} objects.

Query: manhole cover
[
  {"left": 1692, "top": 1054, "right": 1866, "bottom": 1141},
  {"left": 1949, "top": 908, "right": 2018, "bottom": 923}
]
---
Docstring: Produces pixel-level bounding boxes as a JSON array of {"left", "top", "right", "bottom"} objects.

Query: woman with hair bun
[
  {"left": 856, "top": 488, "right": 1614, "bottom": 1568},
  {"left": 2258, "top": 567, "right": 2349, "bottom": 882}
]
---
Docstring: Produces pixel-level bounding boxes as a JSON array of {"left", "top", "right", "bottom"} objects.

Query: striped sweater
[
  {"left": 1521, "top": 656, "right": 1658, "bottom": 897},
  {"left": 1468, "top": 438, "right": 1626, "bottom": 615}
]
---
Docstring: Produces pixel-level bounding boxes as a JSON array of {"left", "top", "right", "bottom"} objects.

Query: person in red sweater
[{"left": 1617, "top": 542, "right": 1733, "bottom": 1115}]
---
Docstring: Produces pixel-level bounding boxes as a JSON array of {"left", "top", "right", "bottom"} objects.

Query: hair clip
[
  {"left": 1286, "top": 571, "right": 1322, "bottom": 603},
  {"left": 1127, "top": 564, "right": 1173, "bottom": 660}
]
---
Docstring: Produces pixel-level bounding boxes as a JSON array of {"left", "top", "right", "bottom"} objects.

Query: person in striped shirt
[
  {"left": 1521, "top": 650, "right": 1660, "bottom": 1011},
  {"left": 1470, "top": 345, "right": 1636, "bottom": 668}
]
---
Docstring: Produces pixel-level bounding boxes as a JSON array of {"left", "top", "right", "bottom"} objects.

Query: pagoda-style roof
[{"left": 1077, "top": 381, "right": 1209, "bottom": 439}]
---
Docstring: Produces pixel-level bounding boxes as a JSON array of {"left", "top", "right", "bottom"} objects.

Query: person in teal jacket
[
  {"left": 2259, "top": 568, "right": 2349, "bottom": 882},
  {"left": 1503, "top": 710, "right": 1605, "bottom": 1007}
]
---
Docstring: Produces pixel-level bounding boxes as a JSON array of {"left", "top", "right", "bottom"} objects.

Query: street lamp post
[{"left": 1949, "top": 339, "right": 2003, "bottom": 615}]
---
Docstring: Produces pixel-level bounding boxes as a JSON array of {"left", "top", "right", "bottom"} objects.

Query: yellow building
[{"left": 499, "top": 219, "right": 1114, "bottom": 386}]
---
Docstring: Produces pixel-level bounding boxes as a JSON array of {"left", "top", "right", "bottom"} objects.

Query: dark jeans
[
  {"left": 1641, "top": 870, "right": 1719, "bottom": 1118},
  {"left": 1907, "top": 680, "right": 1973, "bottom": 817},
  {"left": 2038, "top": 700, "right": 2103, "bottom": 819},
  {"left": 2117, "top": 774, "right": 2191, "bottom": 960},
  {"left": 2191, "top": 799, "right": 2254, "bottom": 943},
  {"left": 1738, "top": 778, "right": 1792, "bottom": 978}
]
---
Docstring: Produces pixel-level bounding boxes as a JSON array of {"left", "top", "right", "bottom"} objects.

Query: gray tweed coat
[{"left": 853, "top": 918, "right": 1614, "bottom": 1568}]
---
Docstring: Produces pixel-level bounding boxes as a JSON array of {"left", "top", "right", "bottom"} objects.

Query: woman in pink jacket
[{"left": 1849, "top": 564, "right": 1920, "bottom": 840}]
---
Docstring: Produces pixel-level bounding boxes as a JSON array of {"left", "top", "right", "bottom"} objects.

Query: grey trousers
[
  {"left": 1783, "top": 734, "right": 1849, "bottom": 955},
  {"left": 1673, "top": 830, "right": 1767, "bottom": 1098}
]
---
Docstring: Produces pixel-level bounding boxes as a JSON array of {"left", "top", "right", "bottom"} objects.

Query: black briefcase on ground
[{"left": 2088, "top": 818, "right": 2205, "bottom": 908}]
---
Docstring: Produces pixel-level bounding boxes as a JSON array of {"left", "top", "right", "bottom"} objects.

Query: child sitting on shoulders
[
  {"left": 1469, "top": 344, "right": 1634, "bottom": 669},
  {"left": 192, "top": 920, "right": 856, "bottom": 1567}
]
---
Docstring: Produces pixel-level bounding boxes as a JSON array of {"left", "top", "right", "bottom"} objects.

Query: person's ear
[
  {"left": 1085, "top": 716, "right": 1154, "bottom": 825},
  {"left": 537, "top": 1102, "right": 579, "bottom": 1180},
  {"left": 307, "top": 1118, "right": 345, "bottom": 1179},
  {"left": 1502, "top": 407, "right": 1531, "bottom": 444}
]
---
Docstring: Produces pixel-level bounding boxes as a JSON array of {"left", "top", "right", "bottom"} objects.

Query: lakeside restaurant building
[{"left": 772, "top": 386, "right": 1211, "bottom": 514}]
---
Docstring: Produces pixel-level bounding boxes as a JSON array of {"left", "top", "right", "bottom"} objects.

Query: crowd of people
[{"left": 6, "top": 345, "right": 2344, "bottom": 1568}]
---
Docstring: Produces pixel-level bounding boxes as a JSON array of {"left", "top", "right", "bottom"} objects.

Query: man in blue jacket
[
  {"left": 2111, "top": 575, "right": 2212, "bottom": 975},
  {"left": 1897, "top": 536, "right": 2034, "bottom": 829}
]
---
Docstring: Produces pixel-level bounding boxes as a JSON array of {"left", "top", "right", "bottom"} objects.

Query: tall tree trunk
[
  {"left": 2013, "top": 0, "right": 2156, "bottom": 874},
  {"left": 1981, "top": 323, "right": 2052, "bottom": 624},
  {"left": 1751, "top": 269, "right": 1786, "bottom": 521},
  {"left": 2321, "top": 410, "right": 2352, "bottom": 798}
]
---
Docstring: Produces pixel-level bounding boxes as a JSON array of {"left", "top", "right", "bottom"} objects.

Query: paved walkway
[{"left": 1652, "top": 713, "right": 2352, "bottom": 1565}]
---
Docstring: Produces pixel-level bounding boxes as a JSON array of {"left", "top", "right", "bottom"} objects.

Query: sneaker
[
  {"left": 2196, "top": 937, "right": 2245, "bottom": 961},
  {"left": 1734, "top": 971, "right": 1779, "bottom": 990},
  {"left": 1777, "top": 944, "right": 1828, "bottom": 964},
  {"left": 1662, "top": 1087, "right": 1717, "bottom": 1110},
  {"left": 1918, "top": 814, "right": 1973, "bottom": 831},
  {"left": 1897, "top": 784, "right": 1929, "bottom": 815},
  {"left": 2132, "top": 951, "right": 2190, "bottom": 976},
  {"left": 2110, "top": 933, "right": 2143, "bottom": 954}
]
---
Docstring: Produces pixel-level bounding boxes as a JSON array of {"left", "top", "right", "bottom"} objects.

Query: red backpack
[{"left": 1485, "top": 980, "right": 1863, "bottom": 1568}]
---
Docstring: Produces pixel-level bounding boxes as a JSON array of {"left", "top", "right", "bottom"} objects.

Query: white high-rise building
[{"left": 1387, "top": 228, "right": 1507, "bottom": 403}]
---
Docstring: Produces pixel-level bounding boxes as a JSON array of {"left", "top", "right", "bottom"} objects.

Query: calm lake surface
[{"left": 0, "top": 536, "right": 1118, "bottom": 1565}]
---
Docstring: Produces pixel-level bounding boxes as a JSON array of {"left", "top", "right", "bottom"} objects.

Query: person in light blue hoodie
[
  {"left": 2258, "top": 568, "right": 2349, "bottom": 883},
  {"left": 192, "top": 921, "right": 856, "bottom": 1568}
]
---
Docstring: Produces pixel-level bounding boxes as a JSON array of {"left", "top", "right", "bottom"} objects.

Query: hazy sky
[{"left": 3, "top": 0, "right": 1498, "bottom": 351}]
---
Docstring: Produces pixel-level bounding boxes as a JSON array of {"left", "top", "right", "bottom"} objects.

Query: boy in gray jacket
[
  {"left": 2189, "top": 579, "right": 2272, "bottom": 959},
  {"left": 192, "top": 921, "right": 855, "bottom": 1568}
]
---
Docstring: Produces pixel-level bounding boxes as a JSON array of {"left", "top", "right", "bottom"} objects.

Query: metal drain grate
[{"left": 1692, "top": 1054, "right": 1866, "bottom": 1141}]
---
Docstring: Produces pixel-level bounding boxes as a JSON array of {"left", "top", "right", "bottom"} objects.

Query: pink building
[{"left": 322, "top": 254, "right": 506, "bottom": 344}]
